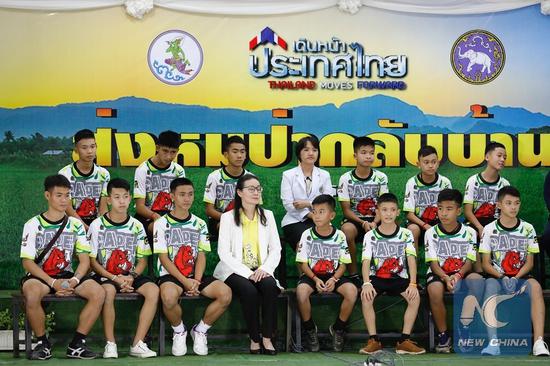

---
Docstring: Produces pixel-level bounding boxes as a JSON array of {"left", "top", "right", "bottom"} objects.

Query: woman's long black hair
[{"left": 233, "top": 174, "right": 267, "bottom": 227}]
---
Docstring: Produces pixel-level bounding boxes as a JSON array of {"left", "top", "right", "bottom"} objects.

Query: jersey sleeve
[
  {"left": 404, "top": 229, "right": 417, "bottom": 257},
  {"left": 20, "top": 219, "right": 38, "bottom": 260},
  {"left": 524, "top": 223, "right": 539, "bottom": 254},
  {"left": 73, "top": 219, "right": 91, "bottom": 254},
  {"left": 478, "top": 225, "right": 492, "bottom": 254},
  {"left": 463, "top": 175, "right": 476, "bottom": 204},
  {"left": 361, "top": 230, "right": 374, "bottom": 261},
  {"left": 100, "top": 168, "right": 111, "bottom": 197},
  {"left": 378, "top": 172, "right": 389, "bottom": 195},
  {"left": 176, "top": 164, "right": 186, "bottom": 178},
  {"left": 403, "top": 178, "right": 416, "bottom": 212},
  {"left": 337, "top": 173, "right": 350, "bottom": 202},
  {"left": 338, "top": 231, "right": 351, "bottom": 264},
  {"left": 203, "top": 171, "right": 217, "bottom": 204},
  {"left": 295, "top": 231, "right": 310, "bottom": 263},
  {"left": 465, "top": 227, "right": 477, "bottom": 262},
  {"left": 442, "top": 176, "right": 452, "bottom": 189},
  {"left": 153, "top": 218, "right": 168, "bottom": 254},
  {"left": 136, "top": 222, "right": 152, "bottom": 258},
  {"left": 424, "top": 229, "right": 438, "bottom": 262},
  {"left": 87, "top": 221, "right": 100, "bottom": 258},
  {"left": 198, "top": 219, "right": 211, "bottom": 253},
  {"left": 133, "top": 164, "right": 147, "bottom": 199}
]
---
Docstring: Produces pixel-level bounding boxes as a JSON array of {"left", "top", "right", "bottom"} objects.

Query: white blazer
[
  {"left": 280, "top": 165, "right": 333, "bottom": 227},
  {"left": 213, "top": 209, "right": 282, "bottom": 283}
]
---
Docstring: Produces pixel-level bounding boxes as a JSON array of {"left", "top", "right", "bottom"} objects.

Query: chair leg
[
  {"left": 12, "top": 298, "right": 20, "bottom": 358},
  {"left": 25, "top": 316, "right": 32, "bottom": 359},
  {"left": 158, "top": 313, "right": 165, "bottom": 356}
]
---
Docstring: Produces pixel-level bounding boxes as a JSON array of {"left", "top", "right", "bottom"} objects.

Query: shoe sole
[
  {"left": 396, "top": 349, "right": 426, "bottom": 355},
  {"left": 191, "top": 332, "right": 208, "bottom": 356},
  {"left": 103, "top": 354, "right": 118, "bottom": 359},
  {"left": 359, "top": 349, "right": 382, "bottom": 355},
  {"left": 435, "top": 348, "right": 452, "bottom": 354},
  {"left": 129, "top": 352, "right": 157, "bottom": 358},
  {"left": 31, "top": 355, "right": 52, "bottom": 360},
  {"left": 67, "top": 354, "right": 98, "bottom": 360}
]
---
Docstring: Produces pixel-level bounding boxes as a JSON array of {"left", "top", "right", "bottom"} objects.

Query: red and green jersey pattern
[
  {"left": 203, "top": 168, "right": 250, "bottom": 214},
  {"left": 88, "top": 215, "right": 151, "bottom": 275},
  {"left": 425, "top": 223, "right": 477, "bottom": 275},
  {"left": 403, "top": 173, "right": 452, "bottom": 225},
  {"left": 20, "top": 215, "right": 90, "bottom": 276},
  {"left": 337, "top": 169, "right": 388, "bottom": 219},
  {"left": 296, "top": 227, "right": 350, "bottom": 276},
  {"left": 58, "top": 163, "right": 110, "bottom": 221},
  {"left": 133, "top": 159, "right": 185, "bottom": 213},
  {"left": 478, "top": 219, "right": 539, "bottom": 276},
  {"left": 362, "top": 226, "right": 416, "bottom": 279},
  {"left": 153, "top": 213, "right": 210, "bottom": 278},
  {"left": 464, "top": 173, "right": 510, "bottom": 222}
]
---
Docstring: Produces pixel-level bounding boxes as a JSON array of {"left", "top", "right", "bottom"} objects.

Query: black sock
[
  {"left": 333, "top": 317, "right": 347, "bottom": 331},
  {"left": 37, "top": 334, "right": 50, "bottom": 347},
  {"left": 439, "top": 331, "right": 449, "bottom": 343},
  {"left": 369, "top": 334, "right": 380, "bottom": 342},
  {"left": 70, "top": 332, "right": 86, "bottom": 347},
  {"left": 303, "top": 318, "right": 316, "bottom": 331},
  {"left": 399, "top": 333, "right": 410, "bottom": 342}
]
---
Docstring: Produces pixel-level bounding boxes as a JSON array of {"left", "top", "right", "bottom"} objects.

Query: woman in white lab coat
[{"left": 280, "top": 136, "right": 333, "bottom": 250}]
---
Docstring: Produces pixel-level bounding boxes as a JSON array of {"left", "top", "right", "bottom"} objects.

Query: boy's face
[
  {"left": 108, "top": 188, "right": 131, "bottom": 214},
  {"left": 437, "top": 200, "right": 461, "bottom": 225},
  {"left": 156, "top": 145, "right": 179, "bottom": 166},
  {"left": 486, "top": 147, "right": 507, "bottom": 171},
  {"left": 311, "top": 202, "right": 335, "bottom": 227},
  {"left": 45, "top": 186, "right": 70, "bottom": 213},
  {"left": 376, "top": 201, "right": 399, "bottom": 224},
  {"left": 171, "top": 185, "right": 194, "bottom": 211},
  {"left": 75, "top": 138, "right": 97, "bottom": 163},
  {"left": 354, "top": 145, "right": 375, "bottom": 168},
  {"left": 299, "top": 141, "right": 319, "bottom": 165},
  {"left": 417, "top": 153, "right": 439, "bottom": 176},
  {"left": 224, "top": 143, "right": 246, "bottom": 168},
  {"left": 497, "top": 194, "right": 520, "bottom": 219}
]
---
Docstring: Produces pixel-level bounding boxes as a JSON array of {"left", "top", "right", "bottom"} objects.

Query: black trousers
[{"left": 225, "top": 274, "right": 280, "bottom": 343}]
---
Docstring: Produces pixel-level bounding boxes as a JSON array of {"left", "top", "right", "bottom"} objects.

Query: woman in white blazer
[
  {"left": 281, "top": 136, "right": 333, "bottom": 250},
  {"left": 213, "top": 174, "right": 281, "bottom": 355}
]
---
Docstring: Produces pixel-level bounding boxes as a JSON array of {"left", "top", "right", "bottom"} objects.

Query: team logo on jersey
[
  {"left": 421, "top": 206, "right": 438, "bottom": 224},
  {"left": 442, "top": 257, "right": 464, "bottom": 274},
  {"left": 76, "top": 198, "right": 97, "bottom": 218},
  {"left": 151, "top": 191, "right": 172, "bottom": 212},
  {"left": 43, "top": 248, "right": 69, "bottom": 275},
  {"left": 148, "top": 30, "right": 203, "bottom": 85},
  {"left": 475, "top": 202, "right": 496, "bottom": 218},
  {"left": 357, "top": 198, "right": 376, "bottom": 217},
  {"left": 106, "top": 249, "right": 133, "bottom": 275},
  {"left": 502, "top": 251, "right": 521, "bottom": 276},
  {"left": 312, "top": 259, "right": 334, "bottom": 275},
  {"left": 175, "top": 245, "right": 195, "bottom": 276},
  {"left": 376, "top": 257, "right": 403, "bottom": 278}
]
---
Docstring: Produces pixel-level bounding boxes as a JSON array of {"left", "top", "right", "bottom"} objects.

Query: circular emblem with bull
[{"left": 451, "top": 30, "right": 505, "bottom": 85}]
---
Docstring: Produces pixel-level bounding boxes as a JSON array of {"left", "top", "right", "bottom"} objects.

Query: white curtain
[{"left": 0, "top": 0, "right": 544, "bottom": 15}]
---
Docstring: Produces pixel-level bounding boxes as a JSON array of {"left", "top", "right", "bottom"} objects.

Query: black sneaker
[
  {"left": 305, "top": 325, "right": 320, "bottom": 352},
  {"left": 348, "top": 274, "right": 362, "bottom": 288},
  {"left": 30, "top": 341, "right": 52, "bottom": 360},
  {"left": 66, "top": 339, "right": 98, "bottom": 359},
  {"left": 329, "top": 324, "right": 345, "bottom": 352}
]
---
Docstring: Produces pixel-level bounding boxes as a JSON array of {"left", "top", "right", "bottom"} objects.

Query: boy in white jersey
[
  {"left": 155, "top": 178, "right": 232, "bottom": 356},
  {"left": 479, "top": 186, "right": 549, "bottom": 356},
  {"left": 464, "top": 142, "right": 509, "bottom": 272},
  {"left": 204, "top": 136, "right": 250, "bottom": 239},
  {"left": 296, "top": 194, "right": 357, "bottom": 352},
  {"left": 424, "top": 189, "right": 482, "bottom": 353},
  {"left": 134, "top": 130, "right": 185, "bottom": 235},
  {"left": 338, "top": 136, "right": 388, "bottom": 286},
  {"left": 360, "top": 193, "right": 425, "bottom": 355},
  {"left": 403, "top": 146, "right": 452, "bottom": 251},
  {"left": 89, "top": 178, "right": 159, "bottom": 359},
  {"left": 59, "top": 129, "right": 110, "bottom": 228},
  {"left": 20, "top": 175, "right": 104, "bottom": 360}
]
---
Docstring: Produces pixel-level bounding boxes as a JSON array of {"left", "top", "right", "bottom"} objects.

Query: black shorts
[
  {"left": 297, "top": 274, "right": 351, "bottom": 294},
  {"left": 207, "top": 217, "right": 220, "bottom": 241},
  {"left": 426, "top": 272, "right": 479, "bottom": 286},
  {"left": 282, "top": 219, "right": 315, "bottom": 251},
  {"left": 341, "top": 217, "right": 373, "bottom": 243},
  {"left": 92, "top": 273, "right": 153, "bottom": 291},
  {"left": 157, "top": 274, "right": 216, "bottom": 293},
  {"left": 369, "top": 276, "right": 410, "bottom": 296},
  {"left": 20, "top": 271, "right": 92, "bottom": 294}
]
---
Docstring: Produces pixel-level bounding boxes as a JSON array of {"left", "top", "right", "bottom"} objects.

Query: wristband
[
  {"left": 409, "top": 282, "right": 417, "bottom": 287},
  {"left": 129, "top": 270, "right": 139, "bottom": 278},
  {"left": 111, "top": 274, "right": 117, "bottom": 281},
  {"left": 423, "top": 223, "right": 430, "bottom": 229},
  {"left": 330, "top": 276, "right": 339, "bottom": 282},
  {"left": 312, "top": 275, "right": 318, "bottom": 281},
  {"left": 362, "top": 282, "right": 373, "bottom": 287},
  {"left": 50, "top": 279, "right": 57, "bottom": 288},
  {"left": 71, "top": 276, "right": 80, "bottom": 284},
  {"left": 455, "top": 272, "right": 463, "bottom": 279}
]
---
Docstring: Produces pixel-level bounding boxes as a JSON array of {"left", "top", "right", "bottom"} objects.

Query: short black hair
[
  {"left": 223, "top": 136, "right": 246, "bottom": 152},
  {"left": 74, "top": 129, "right": 95, "bottom": 145},
  {"left": 485, "top": 141, "right": 506, "bottom": 155},
  {"left": 295, "top": 136, "right": 319, "bottom": 162},
  {"left": 377, "top": 192, "right": 399, "bottom": 207},
  {"left": 311, "top": 194, "right": 336, "bottom": 211},
  {"left": 44, "top": 174, "right": 71, "bottom": 192},
  {"left": 107, "top": 178, "right": 130, "bottom": 195},
  {"left": 170, "top": 177, "right": 194, "bottom": 192},
  {"left": 437, "top": 188, "right": 463, "bottom": 206},
  {"left": 418, "top": 145, "right": 438, "bottom": 159},
  {"left": 157, "top": 130, "right": 181, "bottom": 149},
  {"left": 497, "top": 186, "right": 520, "bottom": 201},
  {"left": 353, "top": 136, "right": 375, "bottom": 152}
]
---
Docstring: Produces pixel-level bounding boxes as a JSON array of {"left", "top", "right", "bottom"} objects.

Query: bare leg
[{"left": 133, "top": 283, "right": 159, "bottom": 346}]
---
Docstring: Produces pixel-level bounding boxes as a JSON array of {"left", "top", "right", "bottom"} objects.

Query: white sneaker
[
  {"left": 103, "top": 341, "right": 118, "bottom": 359},
  {"left": 130, "top": 340, "right": 157, "bottom": 358},
  {"left": 533, "top": 337, "right": 550, "bottom": 356},
  {"left": 172, "top": 331, "right": 187, "bottom": 356},
  {"left": 191, "top": 326, "right": 208, "bottom": 356},
  {"left": 481, "top": 342, "right": 500, "bottom": 356}
]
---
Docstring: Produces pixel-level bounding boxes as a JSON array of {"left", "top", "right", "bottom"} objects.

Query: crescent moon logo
[{"left": 481, "top": 294, "right": 516, "bottom": 328}]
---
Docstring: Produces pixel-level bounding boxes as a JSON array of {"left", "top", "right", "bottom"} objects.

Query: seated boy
[
  {"left": 296, "top": 194, "right": 358, "bottom": 352},
  {"left": 155, "top": 178, "right": 232, "bottom": 356},
  {"left": 479, "top": 186, "right": 549, "bottom": 356},
  {"left": 20, "top": 175, "right": 105, "bottom": 360},
  {"left": 359, "top": 193, "right": 425, "bottom": 355},
  {"left": 425, "top": 189, "right": 482, "bottom": 353},
  {"left": 88, "top": 178, "right": 159, "bottom": 358}
]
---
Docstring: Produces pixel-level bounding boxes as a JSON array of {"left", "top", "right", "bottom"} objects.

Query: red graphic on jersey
[
  {"left": 175, "top": 245, "right": 195, "bottom": 276},
  {"left": 151, "top": 191, "right": 172, "bottom": 212},
  {"left": 376, "top": 257, "right": 403, "bottom": 278},
  {"left": 224, "top": 199, "right": 235, "bottom": 212},
  {"left": 442, "top": 257, "right": 464, "bottom": 274},
  {"left": 421, "top": 206, "right": 438, "bottom": 225},
  {"left": 106, "top": 249, "right": 132, "bottom": 275},
  {"left": 312, "top": 259, "right": 335, "bottom": 275},
  {"left": 42, "top": 248, "right": 68, "bottom": 276},
  {"left": 357, "top": 198, "right": 376, "bottom": 217},
  {"left": 502, "top": 250, "right": 522, "bottom": 276},
  {"left": 475, "top": 203, "right": 496, "bottom": 219},
  {"left": 77, "top": 198, "right": 97, "bottom": 218}
]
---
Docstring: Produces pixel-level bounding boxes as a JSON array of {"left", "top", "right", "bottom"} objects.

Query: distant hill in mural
[{"left": 1, "top": 95, "right": 549, "bottom": 137}]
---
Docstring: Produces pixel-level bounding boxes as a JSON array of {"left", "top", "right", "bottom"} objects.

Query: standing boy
[{"left": 296, "top": 194, "right": 358, "bottom": 352}]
